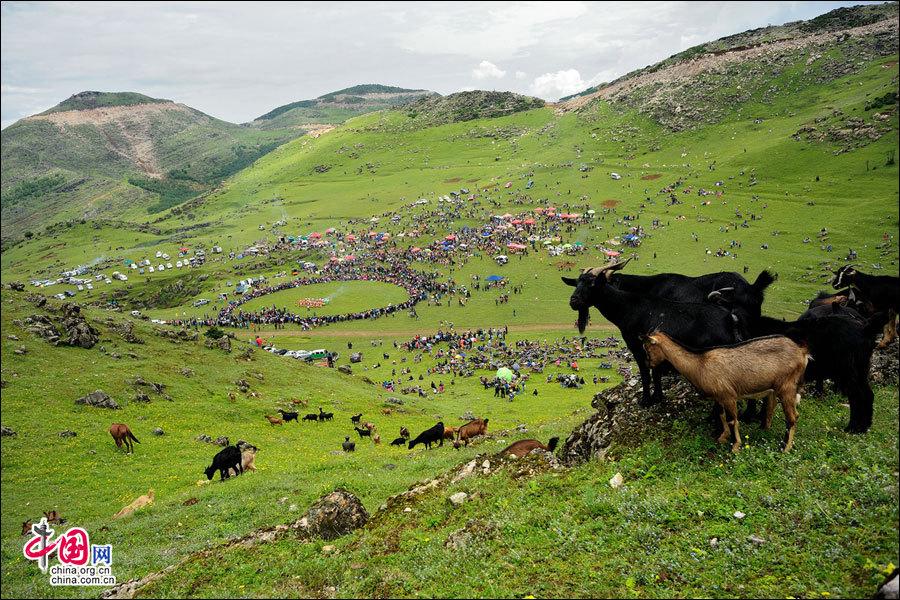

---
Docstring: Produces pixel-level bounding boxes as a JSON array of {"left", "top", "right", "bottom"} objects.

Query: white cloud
[
  {"left": 529, "top": 69, "right": 587, "bottom": 100},
  {"left": 0, "top": 1, "right": 872, "bottom": 126},
  {"left": 472, "top": 60, "right": 506, "bottom": 80}
]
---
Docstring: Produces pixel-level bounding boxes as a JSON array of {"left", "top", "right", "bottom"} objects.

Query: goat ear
[{"left": 561, "top": 277, "right": 578, "bottom": 287}]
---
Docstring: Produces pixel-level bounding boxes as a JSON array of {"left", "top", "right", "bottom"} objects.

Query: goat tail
[
  {"left": 752, "top": 270, "right": 777, "bottom": 294},
  {"left": 127, "top": 430, "right": 140, "bottom": 444}
]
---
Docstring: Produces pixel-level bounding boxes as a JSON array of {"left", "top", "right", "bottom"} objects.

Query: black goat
[
  {"left": 564, "top": 264, "right": 749, "bottom": 406},
  {"left": 596, "top": 257, "right": 775, "bottom": 319},
  {"left": 303, "top": 413, "right": 318, "bottom": 422},
  {"left": 342, "top": 436, "right": 355, "bottom": 452},
  {"left": 390, "top": 436, "right": 406, "bottom": 446},
  {"left": 833, "top": 266, "right": 899, "bottom": 348},
  {"left": 350, "top": 413, "right": 363, "bottom": 424},
  {"left": 205, "top": 445, "right": 242, "bottom": 481},
  {"left": 318, "top": 407, "right": 334, "bottom": 421},
  {"left": 277, "top": 409, "right": 299, "bottom": 423},
  {"left": 752, "top": 312, "right": 887, "bottom": 433},
  {"left": 354, "top": 426, "right": 372, "bottom": 438},
  {"left": 408, "top": 422, "right": 445, "bottom": 450}
]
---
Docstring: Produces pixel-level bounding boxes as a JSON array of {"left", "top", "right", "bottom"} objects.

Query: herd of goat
[{"left": 564, "top": 260, "right": 898, "bottom": 451}]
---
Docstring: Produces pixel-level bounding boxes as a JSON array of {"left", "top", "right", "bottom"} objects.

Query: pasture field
[{"left": 1, "top": 40, "right": 897, "bottom": 599}]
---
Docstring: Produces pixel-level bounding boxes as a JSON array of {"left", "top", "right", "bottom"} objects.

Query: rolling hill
[
  {"left": 249, "top": 84, "right": 437, "bottom": 130},
  {"left": 0, "top": 92, "right": 301, "bottom": 242}
]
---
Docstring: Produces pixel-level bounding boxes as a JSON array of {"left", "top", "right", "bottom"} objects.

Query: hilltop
[
  {"left": 0, "top": 92, "right": 301, "bottom": 242},
  {"left": 250, "top": 84, "right": 436, "bottom": 130},
  {"left": 558, "top": 2, "right": 898, "bottom": 132}
]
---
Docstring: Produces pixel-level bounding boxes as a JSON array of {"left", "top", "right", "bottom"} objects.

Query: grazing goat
[
  {"left": 501, "top": 437, "right": 559, "bottom": 458},
  {"left": 442, "top": 425, "right": 457, "bottom": 441},
  {"left": 752, "top": 312, "right": 887, "bottom": 432},
  {"left": 227, "top": 442, "right": 259, "bottom": 476},
  {"left": 390, "top": 436, "right": 406, "bottom": 446},
  {"left": 205, "top": 445, "right": 243, "bottom": 481},
  {"left": 400, "top": 426, "right": 410, "bottom": 439},
  {"left": 342, "top": 436, "right": 355, "bottom": 452},
  {"left": 318, "top": 407, "right": 334, "bottom": 421},
  {"left": 109, "top": 423, "right": 140, "bottom": 453},
  {"left": 833, "top": 266, "right": 899, "bottom": 348},
  {"left": 350, "top": 413, "right": 363, "bottom": 424},
  {"left": 277, "top": 409, "right": 299, "bottom": 423},
  {"left": 455, "top": 418, "right": 489, "bottom": 447},
  {"left": 303, "top": 413, "right": 319, "bottom": 422},
  {"left": 373, "top": 433, "right": 381, "bottom": 444},
  {"left": 408, "top": 422, "right": 445, "bottom": 450},
  {"left": 354, "top": 426, "right": 372, "bottom": 438},
  {"left": 643, "top": 332, "right": 808, "bottom": 452},
  {"left": 564, "top": 262, "right": 750, "bottom": 406},
  {"left": 265, "top": 414, "right": 284, "bottom": 426},
  {"left": 382, "top": 408, "right": 393, "bottom": 415},
  {"left": 364, "top": 421, "right": 377, "bottom": 431}
]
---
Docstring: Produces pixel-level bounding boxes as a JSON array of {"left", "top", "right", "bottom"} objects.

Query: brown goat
[
  {"left": 501, "top": 437, "right": 560, "bottom": 458},
  {"left": 456, "top": 418, "right": 489, "bottom": 447},
  {"left": 364, "top": 421, "right": 377, "bottom": 431},
  {"left": 265, "top": 415, "right": 284, "bottom": 426},
  {"left": 442, "top": 425, "right": 457, "bottom": 441},
  {"left": 382, "top": 408, "right": 393, "bottom": 415},
  {"left": 643, "top": 332, "right": 807, "bottom": 452},
  {"left": 373, "top": 433, "right": 381, "bottom": 445},
  {"left": 109, "top": 423, "right": 140, "bottom": 453}
]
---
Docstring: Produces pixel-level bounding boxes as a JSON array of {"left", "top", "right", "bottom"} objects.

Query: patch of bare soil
[
  {"left": 602, "top": 199, "right": 620, "bottom": 208},
  {"left": 641, "top": 174, "right": 662, "bottom": 180},
  {"left": 27, "top": 102, "right": 192, "bottom": 178}
]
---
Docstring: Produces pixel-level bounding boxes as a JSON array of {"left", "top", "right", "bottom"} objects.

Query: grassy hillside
[
  {"left": 250, "top": 84, "right": 436, "bottom": 130},
  {"left": 1, "top": 3, "right": 897, "bottom": 598},
  {"left": 0, "top": 94, "right": 301, "bottom": 243}
]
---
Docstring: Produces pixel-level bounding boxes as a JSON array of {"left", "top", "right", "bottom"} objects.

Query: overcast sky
[{"left": 0, "top": 1, "right": 884, "bottom": 128}]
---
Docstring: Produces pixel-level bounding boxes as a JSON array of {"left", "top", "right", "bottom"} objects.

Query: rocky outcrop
[
  {"left": 59, "top": 303, "right": 100, "bottom": 348},
  {"left": 293, "top": 489, "right": 369, "bottom": 541},
  {"left": 75, "top": 390, "right": 120, "bottom": 410},
  {"left": 24, "top": 303, "right": 99, "bottom": 349},
  {"left": 205, "top": 335, "right": 231, "bottom": 352},
  {"left": 562, "top": 376, "right": 709, "bottom": 465},
  {"left": 870, "top": 338, "right": 898, "bottom": 386}
]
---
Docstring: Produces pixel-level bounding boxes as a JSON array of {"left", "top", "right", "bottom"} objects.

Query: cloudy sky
[{"left": 1, "top": 1, "right": 882, "bottom": 128}]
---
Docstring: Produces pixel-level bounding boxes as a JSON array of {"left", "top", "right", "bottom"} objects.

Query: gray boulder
[
  {"left": 293, "top": 489, "right": 368, "bottom": 540},
  {"left": 75, "top": 390, "right": 120, "bottom": 410}
]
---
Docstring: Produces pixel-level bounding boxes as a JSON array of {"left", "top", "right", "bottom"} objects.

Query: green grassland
[{"left": 1, "top": 17, "right": 898, "bottom": 599}]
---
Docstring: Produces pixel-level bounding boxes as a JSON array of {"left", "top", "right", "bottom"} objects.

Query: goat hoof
[{"left": 730, "top": 443, "right": 741, "bottom": 453}]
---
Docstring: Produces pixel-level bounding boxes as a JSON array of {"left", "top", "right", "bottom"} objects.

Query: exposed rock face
[
  {"left": 205, "top": 335, "right": 231, "bottom": 352},
  {"left": 1, "top": 426, "right": 17, "bottom": 437},
  {"left": 118, "top": 320, "right": 144, "bottom": 344},
  {"left": 25, "top": 314, "right": 61, "bottom": 345},
  {"left": 293, "top": 489, "right": 369, "bottom": 541},
  {"left": 870, "top": 338, "right": 898, "bottom": 386},
  {"left": 563, "top": 376, "right": 709, "bottom": 465},
  {"left": 59, "top": 303, "right": 100, "bottom": 348},
  {"left": 75, "top": 390, "right": 120, "bottom": 410},
  {"left": 338, "top": 364, "right": 352, "bottom": 375}
]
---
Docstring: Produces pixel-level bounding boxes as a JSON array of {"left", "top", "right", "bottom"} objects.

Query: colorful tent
[{"left": 496, "top": 367, "right": 513, "bottom": 382}]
